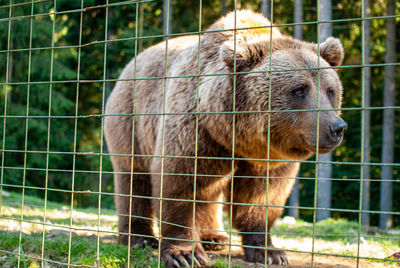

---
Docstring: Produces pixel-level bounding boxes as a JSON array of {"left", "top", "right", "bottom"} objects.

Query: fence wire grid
[{"left": 0, "top": 0, "right": 399, "bottom": 267}]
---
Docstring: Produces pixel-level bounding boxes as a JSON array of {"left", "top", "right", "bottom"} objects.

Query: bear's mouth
[
  {"left": 296, "top": 144, "right": 337, "bottom": 155},
  {"left": 289, "top": 145, "right": 334, "bottom": 158},
  {"left": 318, "top": 146, "right": 336, "bottom": 154},
  {"left": 289, "top": 147, "right": 312, "bottom": 156}
]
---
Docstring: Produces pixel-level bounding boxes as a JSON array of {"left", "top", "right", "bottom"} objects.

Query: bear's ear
[
  {"left": 219, "top": 40, "right": 267, "bottom": 71},
  {"left": 318, "top": 37, "right": 344, "bottom": 67}
]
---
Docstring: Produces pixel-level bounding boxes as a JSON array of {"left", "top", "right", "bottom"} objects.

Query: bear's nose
[{"left": 329, "top": 119, "right": 347, "bottom": 142}]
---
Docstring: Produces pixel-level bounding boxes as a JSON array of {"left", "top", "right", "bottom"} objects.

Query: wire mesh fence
[{"left": 0, "top": 0, "right": 399, "bottom": 267}]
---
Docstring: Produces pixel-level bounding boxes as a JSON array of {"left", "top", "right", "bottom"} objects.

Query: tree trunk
[
  {"left": 7, "top": 39, "right": 13, "bottom": 105},
  {"left": 317, "top": 153, "right": 332, "bottom": 221},
  {"left": 293, "top": 0, "right": 303, "bottom": 40},
  {"left": 236, "top": 0, "right": 241, "bottom": 10},
  {"left": 288, "top": 0, "right": 303, "bottom": 219},
  {"left": 221, "top": 0, "right": 227, "bottom": 16},
  {"left": 261, "top": 0, "right": 270, "bottom": 19},
  {"left": 288, "top": 179, "right": 300, "bottom": 218},
  {"left": 163, "top": 0, "right": 172, "bottom": 39},
  {"left": 103, "top": 9, "right": 113, "bottom": 193},
  {"left": 379, "top": 0, "right": 396, "bottom": 230},
  {"left": 361, "top": 0, "right": 371, "bottom": 227},
  {"left": 138, "top": 3, "right": 144, "bottom": 53},
  {"left": 316, "top": 0, "right": 332, "bottom": 222}
]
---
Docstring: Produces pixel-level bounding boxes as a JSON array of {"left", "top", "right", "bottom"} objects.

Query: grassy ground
[
  {"left": 0, "top": 191, "right": 399, "bottom": 267},
  {"left": 0, "top": 191, "right": 158, "bottom": 267}
]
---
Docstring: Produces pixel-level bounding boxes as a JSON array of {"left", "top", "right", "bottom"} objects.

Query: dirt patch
[{"left": 209, "top": 247, "right": 398, "bottom": 267}]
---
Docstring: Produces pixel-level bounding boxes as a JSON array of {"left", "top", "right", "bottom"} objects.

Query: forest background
[{"left": 0, "top": 0, "right": 399, "bottom": 228}]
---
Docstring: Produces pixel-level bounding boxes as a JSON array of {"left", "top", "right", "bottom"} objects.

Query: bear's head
[{"left": 219, "top": 36, "right": 346, "bottom": 161}]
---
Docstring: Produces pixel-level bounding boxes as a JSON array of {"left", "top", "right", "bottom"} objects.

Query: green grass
[
  {"left": 271, "top": 217, "right": 399, "bottom": 266},
  {"left": 212, "top": 258, "right": 242, "bottom": 268},
  {"left": 1, "top": 192, "right": 399, "bottom": 267},
  {"left": 0, "top": 191, "right": 159, "bottom": 267},
  {"left": 273, "top": 217, "right": 399, "bottom": 247},
  {"left": 0, "top": 231, "right": 157, "bottom": 267}
]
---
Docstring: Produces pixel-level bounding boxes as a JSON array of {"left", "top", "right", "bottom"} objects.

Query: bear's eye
[
  {"left": 292, "top": 87, "right": 308, "bottom": 98},
  {"left": 327, "top": 88, "right": 335, "bottom": 98}
]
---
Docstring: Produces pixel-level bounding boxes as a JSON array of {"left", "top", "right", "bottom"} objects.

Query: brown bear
[{"left": 104, "top": 10, "right": 346, "bottom": 267}]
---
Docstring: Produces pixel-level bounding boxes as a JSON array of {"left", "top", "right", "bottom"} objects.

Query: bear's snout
[
  {"left": 316, "top": 116, "right": 347, "bottom": 153},
  {"left": 328, "top": 118, "right": 347, "bottom": 144}
]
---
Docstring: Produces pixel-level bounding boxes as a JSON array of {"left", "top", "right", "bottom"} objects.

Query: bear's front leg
[
  {"left": 157, "top": 180, "right": 231, "bottom": 267},
  {"left": 150, "top": 120, "right": 234, "bottom": 267},
  {"left": 241, "top": 231, "right": 288, "bottom": 265},
  {"left": 231, "top": 161, "right": 297, "bottom": 265},
  {"left": 151, "top": 156, "right": 231, "bottom": 267},
  {"left": 157, "top": 199, "right": 210, "bottom": 268},
  {"left": 153, "top": 160, "right": 234, "bottom": 266}
]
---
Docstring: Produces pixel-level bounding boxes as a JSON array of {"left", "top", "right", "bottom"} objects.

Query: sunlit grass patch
[
  {"left": 1, "top": 192, "right": 399, "bottom": 267},
  {"left": 272, "top": 217, "right": 400, "bottom": 263},
  {"left": 0, "top": 231, "right": 158, "bottom": 267},
  {"left": 0, "top": 192, "right": 157, "bottom": 267}
]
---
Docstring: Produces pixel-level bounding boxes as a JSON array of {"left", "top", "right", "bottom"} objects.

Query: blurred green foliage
[{"left": 0, "top": 0, "right": 399, "bottom": 226}]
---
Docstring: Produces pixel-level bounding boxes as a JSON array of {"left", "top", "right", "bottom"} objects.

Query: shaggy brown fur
[{"left": 104, "top": 10, "right": 346, "bottom": 267}]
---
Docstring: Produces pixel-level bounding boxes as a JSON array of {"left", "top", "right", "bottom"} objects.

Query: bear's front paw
[
  {"left": 244, "top": 248, "right": 288, "bottom": 265},
  {"left": 162, "top": 243, "right": 210, "bottom": 268},
  {"left": 201, "top": 231, "right": 229, "bottom": 251}
]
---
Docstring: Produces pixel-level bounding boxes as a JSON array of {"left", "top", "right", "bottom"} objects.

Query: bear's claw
[
  {"left": 163, "top": 243, "right": 209, "bottom": 268},
  {"left": 267, "top": 249, "right": 289, "bottom": 265}
]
